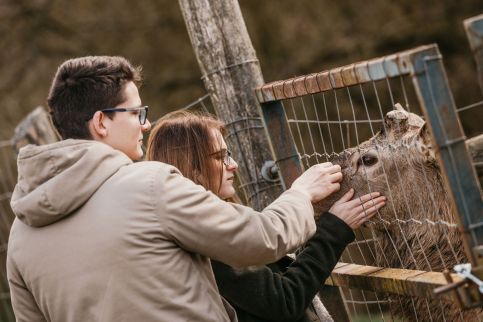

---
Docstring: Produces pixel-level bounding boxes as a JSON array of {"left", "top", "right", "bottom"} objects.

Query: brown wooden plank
[
  {"left": 341, "top": 64, "right": 358, "bottom": 87},
  {"left": 293, "top": 76, "right": 308, "bottom": 97},
  {"left": 305, "top": 73, "right": 320, "bottom": 94},
  {"left": 354, "top": 61, "right": 371, "bottom": 83},
  {"left": 325, "top": 262, "right": 464, "bottom": 300},
  {"left": 316, "top": 71, "right": 332, "bottom": 91},
  {"left": 329, "top": 67, "right": 344, "bottom": 88},
  {"left": 273, "top": 81, "right": 286, "bottom": 100},
  {"left": 283, "top": 79, "right": 296, "bottom": 98}
]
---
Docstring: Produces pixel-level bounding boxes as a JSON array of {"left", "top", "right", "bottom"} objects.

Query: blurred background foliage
[{"left": 1, "top": 0, "right": 482, "bottom": 140}]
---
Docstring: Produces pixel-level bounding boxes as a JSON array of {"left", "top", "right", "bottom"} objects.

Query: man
[{"left": 7, "top": 56, "right": 342, "bottom": 322}]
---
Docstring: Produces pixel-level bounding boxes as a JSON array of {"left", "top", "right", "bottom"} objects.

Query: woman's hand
[{"left": 329, "top": 189, "right": 386, "bottom": 230}]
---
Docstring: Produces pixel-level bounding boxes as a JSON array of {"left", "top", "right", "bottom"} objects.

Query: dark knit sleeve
[{"left": 212, "top": 212, "right": 355, "bottom": 322}]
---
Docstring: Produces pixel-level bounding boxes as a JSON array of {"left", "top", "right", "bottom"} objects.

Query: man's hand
[
  {"left": 290, "top": 162, "right": 342, "bottom": 203},
  {"left": 329, "top": 189, "right": 386, "bottom": 230}
]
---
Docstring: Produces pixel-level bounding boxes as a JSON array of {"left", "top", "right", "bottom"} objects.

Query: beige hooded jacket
[{"left": 7, "top": 140, "right": 315, "bottom": 322}]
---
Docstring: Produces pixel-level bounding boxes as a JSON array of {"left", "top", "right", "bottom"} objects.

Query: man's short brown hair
[{"left": 47, "top": 56, "right": 142, "bottom": 139}]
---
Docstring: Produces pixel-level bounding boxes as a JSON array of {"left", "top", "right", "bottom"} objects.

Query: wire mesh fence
[
  {"left": 257, "top": 44, "right": 483, "bottom": 321},
  {"left": 282, "top": 82, "right": 470, "bottom": 322}
]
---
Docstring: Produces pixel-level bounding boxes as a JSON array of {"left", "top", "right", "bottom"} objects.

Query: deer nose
[{"left": 330, "top": 153, "right": 344, "bottom": 167}]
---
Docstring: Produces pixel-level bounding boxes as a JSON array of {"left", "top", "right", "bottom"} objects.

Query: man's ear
[{"left": 89, "top": 111, "right": 108, "bottom": 139}]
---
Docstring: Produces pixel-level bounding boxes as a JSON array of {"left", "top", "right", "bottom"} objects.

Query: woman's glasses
[{"left": 210, "top": 149, "right": 233, "bottom": 166}]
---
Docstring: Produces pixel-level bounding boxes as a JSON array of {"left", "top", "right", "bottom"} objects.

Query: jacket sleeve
[
  {"left": 156, "top": 166, "right": 316, "bottom": 268},
  {"left": 212, "top": 212, "right": 355, "bottom": 322},
  {"left": 7, "top": 256, "right": 47, "bottom": 322}
]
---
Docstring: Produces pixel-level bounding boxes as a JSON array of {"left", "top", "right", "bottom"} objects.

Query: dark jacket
[{"left": 212, "top": 212, "right": 355, "bottom": 322}]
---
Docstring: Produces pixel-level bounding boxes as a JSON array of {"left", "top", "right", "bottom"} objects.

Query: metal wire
[
  {"left": 289, "top": 98, "right": 310, "bottom": 169},
  {"left": 179, "top": 93, "right": 211, "bottom": 111},
  {"left": 287, "top": 119, "right": 383, "bottom": 124},
  {"left": 200, "top": 59, "right": 260, "bottom": 80},
  {"left": 457, "top": 99, "right": 483, "bottom": 113},
  {"left": 311, "top": 95, "right": 329, "bottom": 162}
]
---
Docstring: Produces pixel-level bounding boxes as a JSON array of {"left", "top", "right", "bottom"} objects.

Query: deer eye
[{"left": 358, "top": 154, "right": 378, "bottom": 167}]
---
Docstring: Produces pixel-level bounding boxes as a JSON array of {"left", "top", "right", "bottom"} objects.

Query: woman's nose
[
  {"left": 142, "top": 119, "right": 152, "bottom": 131},
  {"left": 227, "top": 159, "right": 238, "bottom": 171}
]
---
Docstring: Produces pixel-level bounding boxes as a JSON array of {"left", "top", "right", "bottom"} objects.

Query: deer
[{"left": 316, "top": 103, "right": 482, "bottom": 321}]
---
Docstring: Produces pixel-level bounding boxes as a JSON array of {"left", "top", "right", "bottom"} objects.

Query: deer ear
[
  {"left": 417, "top": 122, "right": 431, "bottom": 145},
  {"left": 416, "top": 123, "right": 437, "bottom": 164}
]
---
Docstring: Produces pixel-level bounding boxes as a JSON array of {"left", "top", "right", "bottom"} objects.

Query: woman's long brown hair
[{"left": 146, "top": 110, "right": 226, "bottom": 194}]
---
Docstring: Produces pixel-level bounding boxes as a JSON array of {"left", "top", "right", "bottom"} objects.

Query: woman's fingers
[
  {"left": 357, "top": 192, "right": 381, "bottom": 204},
  {"left": 333, "top": 188, "right": 354, "bottom": 205},
  {"left": 357, "top": 196, "right": 386, "bottom": 214},
  {"left": 360, "top": 197, "right": 386, "bottom": 214},
  {"left": 356, "top": 197, "right": 385, "bottom": 219},
  {"left": 329, "top": 189, "right": 387, "bottom": 229},
  {"left": 352, "top": 201, "right": 385, "bottom": 228},
  {"left": 356, "top": 202, "right": 385, "bottom": 225},
  {"left": 343, "top": 191, "right": 381, "bottom": 209}
]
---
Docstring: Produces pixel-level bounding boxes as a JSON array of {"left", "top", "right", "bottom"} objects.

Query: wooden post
[
  {"left": 11, "top": 106, "right": 60, "bottom": 153},
  {"left": 178, "top": 0, "right": 283, "bottom": 210}
]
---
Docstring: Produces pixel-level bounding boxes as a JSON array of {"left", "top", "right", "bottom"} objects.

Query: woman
[{"left": 146, "top": 111, "right": 386, "bottom": 322}]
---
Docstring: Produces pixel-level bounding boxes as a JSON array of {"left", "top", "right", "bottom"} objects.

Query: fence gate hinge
[
  {"left": 434, "top": 262, "right": 483, "bottom": 309},
  {"left": 261, "top": 160, "right": 279, "bottom": 183}
]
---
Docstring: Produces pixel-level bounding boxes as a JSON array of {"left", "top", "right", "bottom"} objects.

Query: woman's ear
[{"left": 89, "top": 111, "right": 108, "bottom": 139}]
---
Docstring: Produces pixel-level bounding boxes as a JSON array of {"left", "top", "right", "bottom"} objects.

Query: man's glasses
[
  {"left": 95, "top": 106, "right": 149, "bottom": 125},
  {"left": 210, "top": 149, "right": 234, "bottom": 167}
]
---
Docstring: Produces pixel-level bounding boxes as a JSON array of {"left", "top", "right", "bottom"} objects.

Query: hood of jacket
[{"left": 10, "top": 139, "right": 132, "bottom": 227}]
